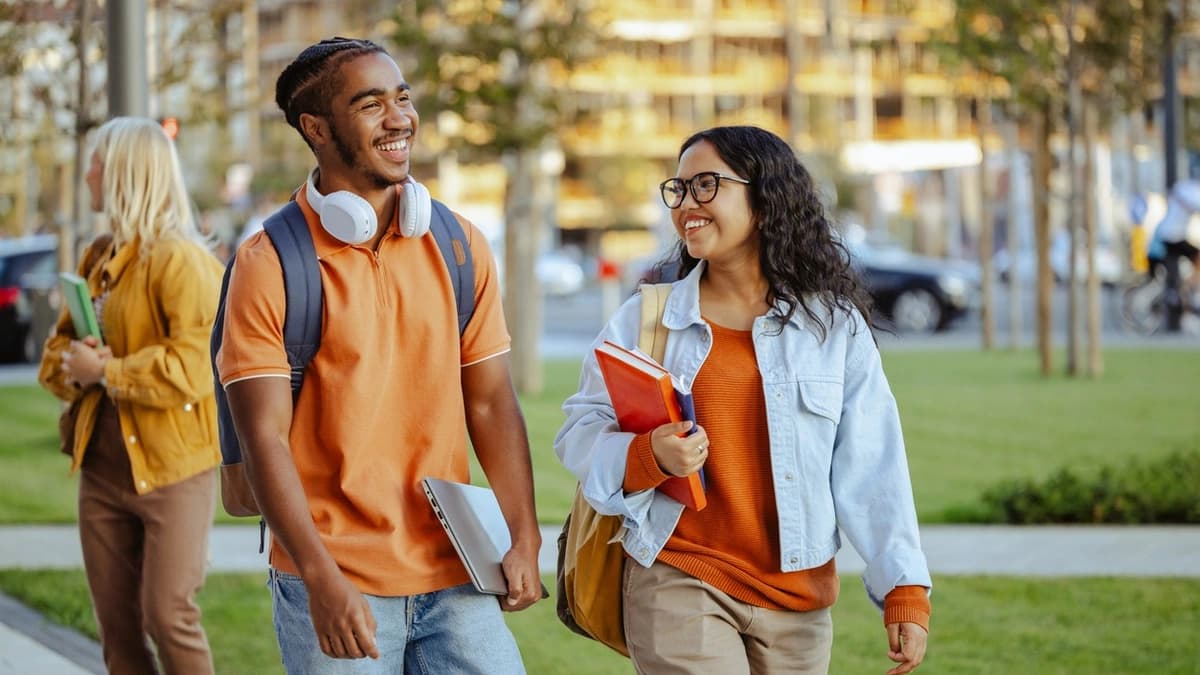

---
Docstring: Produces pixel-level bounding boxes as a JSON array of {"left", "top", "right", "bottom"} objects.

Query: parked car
[
  {"left": 492, "top": 243, "right": 587, "bottom": 297},
  {"left": 634, "top": 232, "right": 974, "bottom": 334},
  {"left": 535, "top": 250, "right": 587, "bottom": 297},
  {"left": 994, "top": 231, "right": 1124, "bottom": 287},
  {"left": 841, "top": 235, "right": 975, "bottom": 333},
  {"left": 0, "top": 234, "right": 59, "bottom": 363}
]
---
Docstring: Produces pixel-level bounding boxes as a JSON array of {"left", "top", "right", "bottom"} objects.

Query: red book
[{"left": 594, "top": 340, "right": 707, "bottom": 511}]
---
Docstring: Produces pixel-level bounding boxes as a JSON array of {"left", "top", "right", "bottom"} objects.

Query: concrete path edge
[{"left": 0, "top": 591, "right": 103, "bottom": 674}]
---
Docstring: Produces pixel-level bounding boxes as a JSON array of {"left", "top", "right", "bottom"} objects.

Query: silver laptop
[{"left": 421, "top": 477, "right": 511, "bottom": 595}]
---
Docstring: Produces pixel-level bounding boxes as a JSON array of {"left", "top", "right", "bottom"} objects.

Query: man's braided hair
[{"left": 275, "top": 37, "right": 386, "bottom": 147}]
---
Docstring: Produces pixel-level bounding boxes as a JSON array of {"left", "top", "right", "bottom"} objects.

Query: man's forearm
[
  {"left": 468, "top": 404, "right": 541, "bottom": 547},
  {"left": 227, "top": 378, "right": 339, "bottom": 580},
  {"left": 461, "top": 355, "right": 541, "bottom": 548},
  {"left": 245, "top": 436, "right": 341, "bottom": 579}
]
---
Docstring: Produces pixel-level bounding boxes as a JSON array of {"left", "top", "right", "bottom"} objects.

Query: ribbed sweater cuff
[
  {"left": 623, "top": 433, "right": 669, "bottom": 493},
  {"left": 883, "top": 585, "right": 930, "bottom": 632}
]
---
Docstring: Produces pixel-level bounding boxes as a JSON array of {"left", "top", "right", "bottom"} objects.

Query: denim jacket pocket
[{"left": 797, "top": 379, "right": 843, "bottom": 424}]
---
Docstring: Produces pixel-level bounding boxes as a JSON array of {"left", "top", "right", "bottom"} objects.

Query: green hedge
[{"left": 975, "top": 450, "right": 1200, "bottom": 524}]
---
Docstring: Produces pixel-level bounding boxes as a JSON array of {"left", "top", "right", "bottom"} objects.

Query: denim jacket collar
[{"left": 661, "top": 260, "right": 806, "bottom": 332}]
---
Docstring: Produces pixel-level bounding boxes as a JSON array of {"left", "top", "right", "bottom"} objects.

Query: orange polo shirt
[
  {"left": 216, "top": 185, "right": 510, "bottom": 596},
  {"left": 626, "top": 321, "right": 930, "bottom": 629}
]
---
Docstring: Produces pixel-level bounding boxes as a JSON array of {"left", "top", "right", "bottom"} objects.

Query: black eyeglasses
[{"left": 658, "top": 171, "right": 751, "bottom": 209}]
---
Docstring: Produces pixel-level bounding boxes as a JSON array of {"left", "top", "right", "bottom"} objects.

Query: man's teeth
[
  {"left": 685, "top": 219, "right": 710, "bottom": 230},
  {"left": 377, "top": 138, "right": 408, "bottom": 152}
]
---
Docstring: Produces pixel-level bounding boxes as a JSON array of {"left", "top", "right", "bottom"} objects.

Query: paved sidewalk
[
  {"left": 3, "top": 523, "right": 1199, "bottom": 577},
  {"left": 1, "top": 523, "right": 1197, "bottom": 673},
  {"left": 0, "top": 592, "right": 103, "bottom": 675}
]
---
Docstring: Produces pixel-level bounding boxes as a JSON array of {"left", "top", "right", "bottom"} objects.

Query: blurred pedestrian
[
  {"left": 37, "top": 116, "right": 225, "bottom": 674},
  {"left": 1149, "top": 178, "right": 1200, "bottom": 304},
  {"left": 556, "top": 125, "right": 931, "bottom": 675}
]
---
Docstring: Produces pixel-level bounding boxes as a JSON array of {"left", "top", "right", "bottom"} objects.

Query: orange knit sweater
[{"left": 624, "top": 321, "right": 930, "bottom": 629}]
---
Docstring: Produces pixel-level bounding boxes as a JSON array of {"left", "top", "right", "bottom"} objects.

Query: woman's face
[
  {"left": 85, "top": 151, "right": 104, "bottom": 212},
  {"left": 670, "top": 140, "right": 757, "bottom": 267}
]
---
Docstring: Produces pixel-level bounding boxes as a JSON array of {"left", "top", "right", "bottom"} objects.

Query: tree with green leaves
[
  {"left": 939, "top": 0, "right": 1167, "bottom": 377},
  {"left": 1, "top": 0, "right": 257, "bottom": 259},
  {"left": 391, "top": 0, "right": 602, "bottom": 395}
]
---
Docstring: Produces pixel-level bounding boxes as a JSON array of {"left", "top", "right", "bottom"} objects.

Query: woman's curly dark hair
[{"left": 664, "top": 125, "right": 874, "bottom": 340}]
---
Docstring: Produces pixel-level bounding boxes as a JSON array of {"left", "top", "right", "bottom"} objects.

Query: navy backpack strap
[
  {"left": 211, "top": 262, "right": 240, "bottom": 463},
  {"left": 262, "top": 201, "right": 322, "bottom": 392},
  {"left": 429, "top": 199, "right": 476, "bottom": 334}
]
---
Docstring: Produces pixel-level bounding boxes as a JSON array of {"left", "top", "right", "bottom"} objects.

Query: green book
[{"left": 58, "top": 272, "right": 103, "bottom": 343}]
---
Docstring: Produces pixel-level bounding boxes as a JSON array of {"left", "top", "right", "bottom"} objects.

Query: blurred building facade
[
  {"left": 225, "top": 0, "right": 1200, "bottom": 261},
  {"left": 237, "top": 0, "right": 990, "bottom": 256},
  {"left": 556, "top": 0, "right": 980, "bottom": 257},
  {"left": 6, "top": 0, "right": 1200, "bottom": 261}
]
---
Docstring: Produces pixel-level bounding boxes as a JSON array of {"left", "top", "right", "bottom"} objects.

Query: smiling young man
[{"left": 215, "top": 38, "right": 541, "bottom": 674}]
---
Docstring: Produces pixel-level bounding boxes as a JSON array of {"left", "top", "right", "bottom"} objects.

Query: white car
[
  {"left": 994, "top": 232, "right": 1124, "bottom": 286},
  {"left": 491, "top": 244, "right": 586, "bottom": 297}
]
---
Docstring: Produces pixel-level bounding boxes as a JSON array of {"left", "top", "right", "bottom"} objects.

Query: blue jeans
[{"left": 269, "top": 569, "right": 525, "bottom": 674}]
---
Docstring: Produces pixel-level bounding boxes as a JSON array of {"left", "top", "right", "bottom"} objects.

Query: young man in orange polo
[{"left": 216, "top": 38, "right": 541, "bottom": 674}]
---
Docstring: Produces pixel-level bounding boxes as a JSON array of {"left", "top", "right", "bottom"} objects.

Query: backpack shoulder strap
[
  {"left": 211, "top": 261, "right": 238, "bottom": 462},
  {"left": 262, "top": 201, "right": 321, "bottom": 392},
  {"left": 637, "top": 283, "right": 672, "bottom": 363},
  {"left": 429, "top": 199, "right": 476, "bottom": 335}
]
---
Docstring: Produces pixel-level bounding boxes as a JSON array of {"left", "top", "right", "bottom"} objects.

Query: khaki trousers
[
  {"left": 78, "top": 463, "right": 216, "bottom": 675},
  {"left": 623, "top": 561, "right": 833, "bottom": 675}
]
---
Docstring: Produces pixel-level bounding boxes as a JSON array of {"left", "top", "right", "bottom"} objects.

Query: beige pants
[
  {"left": 78, "top": 407, "right": 216, "bottom": 675},
  {"left": 623, "top": 561, "right": 833, "bottom": 675}
]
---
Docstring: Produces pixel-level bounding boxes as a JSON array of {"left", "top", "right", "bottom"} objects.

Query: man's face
[{"left": 322, "top": 52, "right": 419, "bottom": 191}]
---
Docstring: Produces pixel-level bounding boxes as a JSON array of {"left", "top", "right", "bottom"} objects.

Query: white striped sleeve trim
[
  {"left": 462, "top": 347, "right": 511, "bottom": 368},
  {"left": 221, "top": 373, "right": 291, "bottom": 389}
]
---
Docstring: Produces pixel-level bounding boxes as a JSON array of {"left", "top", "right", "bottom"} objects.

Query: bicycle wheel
[{"left": 1121, "top": 275, "right": 1166, "bottom": 335}]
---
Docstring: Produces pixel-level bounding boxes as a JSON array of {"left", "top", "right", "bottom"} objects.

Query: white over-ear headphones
[{"left": 305, "top": 169, "right": 432, "bottom": 244}]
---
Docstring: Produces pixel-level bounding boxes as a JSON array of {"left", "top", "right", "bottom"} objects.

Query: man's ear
[{"left": 299, "top": 113, "right": 329, "bottom": 149}]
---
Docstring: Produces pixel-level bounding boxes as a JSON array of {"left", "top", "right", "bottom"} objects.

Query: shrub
[{"left": 975, "top": 450, "right": 1200, "bottom": 524}]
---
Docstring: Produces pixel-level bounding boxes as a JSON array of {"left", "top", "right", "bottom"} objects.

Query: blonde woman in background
[{"left": 38, "top": 116, "right": 224, "bottom": 675}]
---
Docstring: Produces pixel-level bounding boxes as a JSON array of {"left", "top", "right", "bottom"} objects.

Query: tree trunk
[
  {"left": 503, "top": 148, "right": 544, "bottom": 395},
  {"left": 67, "top": 0, "right": 92, "bottom": 272},
  {"left": 1033, "top": 106, "right": 1054, "bottom": 376},
  {"left": 1004, "top": 113, "right": 1023, "bottom": 350},
  {"left": 1083, "top": 98, "right": 1103, "bottom": 377},
  {"left": 1127, "top": 110, "right": 1142, "bottom": 196},
  {"left": 977, "top": 98, "right": 995, "bottom": 350},
  {"left": 1066, "top": 36, "right": 1082, "bottom": 376},
  {"left": 241, "top": 0, "right": 260, "bottom": 168},
  {"left": 783, "top": 0, "right": 804, "bottom": 146}
]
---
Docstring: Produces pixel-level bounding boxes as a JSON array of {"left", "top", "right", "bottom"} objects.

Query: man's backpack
[{"left": 210, "top": 199, "right": 475, "bottom": 519}]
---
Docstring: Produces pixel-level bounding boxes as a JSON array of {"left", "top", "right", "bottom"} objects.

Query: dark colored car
[
  {"left": 0, "top": 234, "right": 59, "bottom": 363},
  {"left": 636, "top": 234, "right": 975, "bottom": 334},
  {"left": 843, "top": 236, "right": 975, "bottom": 333}
]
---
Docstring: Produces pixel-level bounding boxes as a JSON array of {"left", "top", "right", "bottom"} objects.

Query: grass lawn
[
  {"left": 0, "top": 569, "right": 1196, "bottom": 674},
  {"left": 3, "top": 349, "right": 1197, "bottom": 524},
  {"left": 2, "top": 348, "right": 1199, "bottom": 673}
]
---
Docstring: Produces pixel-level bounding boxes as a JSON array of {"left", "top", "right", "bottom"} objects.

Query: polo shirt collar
[{"left": 295, "top": 179, "right": 403, "bottom": 259}]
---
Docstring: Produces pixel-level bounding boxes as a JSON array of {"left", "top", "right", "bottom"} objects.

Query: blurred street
[
  {"left": 3, "top": 279, "right": 1197, "bottom": 385},
  {"left": 540, "top": 280, "right": 1200, "bottom": 357}
]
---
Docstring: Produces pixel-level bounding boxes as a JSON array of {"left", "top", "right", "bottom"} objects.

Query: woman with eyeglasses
[{"left": 555, "top": 126, "right": 930, "bottom": 675}]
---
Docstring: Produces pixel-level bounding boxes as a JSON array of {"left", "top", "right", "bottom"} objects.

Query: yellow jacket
[{"left": 39, "top": 235, "right": 225, "bottom": 494}]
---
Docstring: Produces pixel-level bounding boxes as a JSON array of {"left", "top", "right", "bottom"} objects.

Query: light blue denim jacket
[{"left": 554, "top": 263, "right": 931, "bottom": 608}]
